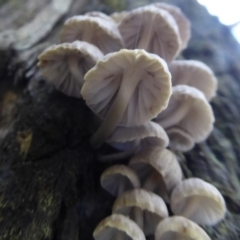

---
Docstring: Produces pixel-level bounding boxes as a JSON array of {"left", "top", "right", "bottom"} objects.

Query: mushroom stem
[
  {"left": 68, "top": 56, "right": 84, "bottom": 86},
  {"left": 90, "top": 69, "right": 141, "bottom": 148},
  {"left": 157, "top": 99, "right": 191, "bottom": 129},
  {"left": 133, "top": 207, "right": 143, "bottom": 230},
  {"left": 137, "top": 15, "right": 155, "bottom": 51},
  {"left": 181, "top": 198, "right": 200, "bottom": 219}
]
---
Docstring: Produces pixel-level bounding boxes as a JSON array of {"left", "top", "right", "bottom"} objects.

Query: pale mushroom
[
  {"left": 38, "top": 41, "right": 104, "bottom": 98},
  {"left": 154, "top": 85, "right": 215, "bottom": 143},
  {"left": 166, "top": 127, "right": 195, "bottom": 152},
  {"left": 129, "top": 147, "right": 182, "bottom": 203},
  {"left": 100, "top": 121, "right": 169, "bottom": 161},
  {"left": 112, "top": 189, "right": 168, "bottom": 236},
  {"left": 81, "top": 49, "right": 171, "bottom": 148},
  {"left": 85, "top": 11, "right": 115, "bottom": 23},
  {"left": 169, "top": 60, "right": 218, "bottom": 100},
  {"left": 93, "top": 214, "right": 146, "bottom": 240},
  {"left": 101, "top": 165, "right": 140, "bottom": 196},
  {"left": 60, "top": 15, "right": 123, "bottom": 54},
  {"left": 155, "top": 216, "right": 211, "bottom": 240},
  {"left": 110, "top": 11, "right": 128, "bottom": 23},
  {"left": 170, "top": 178, "right": 226, "bottom": 225},
  {"left": 118, "top": 5, "right": 181, "bottom": 62},
  {"left": 151, "top": 2, "right": 191, "bottom": 50}
]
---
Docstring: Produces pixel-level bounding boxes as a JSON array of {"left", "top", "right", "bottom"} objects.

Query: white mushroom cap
[
  {"left": 166, "top": 127, "right": 195, "bottom": 152},
  {"left": 170, "top": 178, "right": 226, "bottom": 225},
  {"left": 110, "top": 11, "right": 128, "bottom": 23},
  {"left": 60, "top": 15, "right": 123, "bottom": 54},
  {"left": 101, "top": 165, "right": 140, "bottom": 196},
  {"left": 81, "top": 49, "right": 171, "bottom": 148},
  {"left": 107, "top": 121, "right": 169, "bottom": 152},
  {"left": 129, "top": 147, "right": 182, "bottom": 202},
  {"left": 38, "top": 41, "right": 104, "bottom": 98},
  {"left": 118, "top": 5, "right": 181, "bottom": 62},
  {"left": 154, "top": 85, "right": 215, "bottom": 143},
  {"left": 93, "top": 214, "right": 146, "bottom": 240},
  {"left": 112, "top": 189, "right": 168, "bottom": 235},
  {"left": 169, "top": 60, "right": 218, "bottom": 100},
  {"left": 85, "top": 11, "right": 115, "bottom": 23},
  {"left": 151, "top": 2, "right": 191, "bottom": 50},
  {"left": 155, "top": 216, "right": 211, "bottom": 240}
]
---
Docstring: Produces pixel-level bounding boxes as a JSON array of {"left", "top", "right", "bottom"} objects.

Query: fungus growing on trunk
[
  {"left": 60, "top": 15, "right": 123, "bottom": 54},
  {"left": 38, "top": 41, "right": 103, "bottom": 98},
  {"left": 81, "top": 49, "right": 171, "bottom": 148},
  {"left": 118, "top": 5, "right": 181, "bottom": 62},
  {"left": 129, "top": 147, "right": 182, "bottom": 203},
  {"left": 155, "top": 216, "right": 211, "bottom": 240},
  {"left": 170, "top": 178, "right": 226, "bottom": 225},
  {"left": 93, "top": 214, "right": 146, "bottom": 240},
  {"left": 112, "top": 189, "right": 168, "bottom": 236}
]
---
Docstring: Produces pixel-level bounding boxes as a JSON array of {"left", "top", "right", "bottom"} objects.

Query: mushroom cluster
[{"left": 36, "top": 2, "right": 226, "bottom": 239}]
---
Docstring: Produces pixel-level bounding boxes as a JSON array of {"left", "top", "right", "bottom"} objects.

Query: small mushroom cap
[
  {"left": 85, "top": 11, "right": 115, "bottom": 23},
  {"left": 113, "top": 189, "right": 168, "bottom": 235},
  {"left": 118, "top": 6, "right": 181, "bottom": 62},
  {"left": 169, "top": 60, "right": 218, "bottom": 100},
  {"left": 60, "top": 15, "right": 123, "bottom": 54},
  {"left": 166, "top": 127, "right": 195, "bottom": 152},
  {"left": 38, "top": 41, "right": 103, "bottom": 98},
  {"left": 155, "top": 216, "right": 211, "bottom": 240},
  {"left": 101, "top": 165, "right": 140, "bottom": 197},
  {"left": 170, "top": 178, "right": 226, "bottom": 225},
  {"left": 93, "top": 214, "right": 146, "bottom": 240},
  {"left": 107, "top": 121, "right": 169, "bottom": 151},
  {"left": 81, "top": 49, "right": 171, "bottom": 126},
  {"left": 110, "top": 11, "right": 129, "bottom": 23},
  {"left": 154, "top": 85, "right": 215, "bottom": 143},
  {"left": 151, "top": 2, "right": 191, "bottom": 50},
  {"left": 129, "top": 147, "right": 182, "bottom": 202}
]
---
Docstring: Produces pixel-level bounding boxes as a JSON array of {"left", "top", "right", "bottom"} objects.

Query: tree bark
[{"left": 0, "top": 0, "right": 240, "bottom": 239}]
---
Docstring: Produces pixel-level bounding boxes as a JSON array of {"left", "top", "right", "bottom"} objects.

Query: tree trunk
[{"left": 0, "top": 0, "right": 240, "bottom": 239}]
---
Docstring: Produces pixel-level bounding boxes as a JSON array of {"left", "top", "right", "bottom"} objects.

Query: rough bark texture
[{"left": 0, "top": 0, "right": 240, "bottom": 239}]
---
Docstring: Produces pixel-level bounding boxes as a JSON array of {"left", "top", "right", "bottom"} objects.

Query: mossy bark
[{"left": 0, "top": 0, "right": 240, "bottom": 239}]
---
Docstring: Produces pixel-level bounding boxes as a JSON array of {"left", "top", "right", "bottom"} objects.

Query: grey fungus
[
  {"left": 151, "top": 2, "right": 191, "bottom": 50},
  {"left": 155, "top": 216, "right": 211, "bottom": 240},
  {"left": 93, "top": 214, "right": 146, "bottom": 240},
  {"left": 169, "top": 60, "right": 218, "bottom": 100},
  {"left": 112, "top": 189, "right": 168, "bottom": 236},
  {"left": 81, "top": 49, "right": 171, "bottom": 148},
  {"left": 101, "top": 165, "right": 140, "bottom": 196},
  {"left": 60, "top": 15, "right": 124, "bottom": 54},
  {"left": 166, "top": 127, "right": 195, "bottom": 152},
  {"left": 154, "top": 85, "right": 215, "bottom": 144},
  {"left": 118, "top": 5, "right": 181, "bottom": 62},
  {"left": 129, "top": 147, "right": 182, "bottom": 203},
  {"left": 170, "top": 178, "right": 226, "bottom": 225},
  {"left": 38, "top": 41, "right": 104, "bottom": 98}
]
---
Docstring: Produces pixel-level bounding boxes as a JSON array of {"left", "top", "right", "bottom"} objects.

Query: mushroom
[
  {"left": 118, "top": 5, "right": 181, "bottom": 62},
  {"left": 37, "top": 41, "right": 103, "bottom": 98},
  {"left": 93, "top": 214, "right": 146, "bottom": 240},
  {"left": 99, "top": 121, "right": 169, "bottom": 161},
  {"left": 85, "top": 11, "right": 115, "bottom": 23},
  {"left": 170, "top": 178, "right": 226, "bottom": 225},
  {"left": 166, "top": 127, "right": 194, "bottom": 152},
  {"left": 129, "top": 147, "right": 182, "bottom": 202},
  {"left": 169, "top": 60, "right": 218, "bottom": 100},
  {"left": 155, "top": 216, "right": 211, "bottom": 240},
  {"left": 112, "top": 189, "right": 168, "bottom": 236},
  {"left": 110, "top": 11, "right": 128, "bottom": 23},
  {"left": 154, "top": 85, "right": 215, "bottom": 144},
  {"left": 151, "top": 2, "right": 191, "bottom": 50},
  {"left": 60, "top": 15, "right": 123, "bottom": 54},
  {"left": 81, "top": 49, "right": 171, "bottom": 148},
  {"left": 101, "top": 165, "right": 140, "bottom": 196}
]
